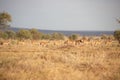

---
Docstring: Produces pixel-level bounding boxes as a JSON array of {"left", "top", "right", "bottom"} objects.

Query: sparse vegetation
[
  {"left": 29, "top": 28, "right": 42, "bottom": 40},
  {"left": 0, "top": 38, "right": 119, "bottom": 80},
  {"left": 16, "top": 29, "right": 32, "bottom": 40},
  {"left": 51, "top": 32, "right": 64, "bottom": 40},
  {"left": 69, "top": 34, "right": 79, "bottom": 40},
  {"left": 114, "top": 30, "right": 120, "bottom": 44},
  {"left": 0, "top": 9, "right": 120, "bottom": 80},
  {"left": 5, "top": 30, "right": 16, "bottom": 39},
  {"left": 0, "top": 12, "right": 120, "bottom": 79},
  {"left": 41, "top": 34, "right": 51, "bottom": 40},
  {"left": 0, "top": 29, "right": 65, "bottom": 41},
  {"left": 0, "top": 30, "right": 8, "bottom": 39}
]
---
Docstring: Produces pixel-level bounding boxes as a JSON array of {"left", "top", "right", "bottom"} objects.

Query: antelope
[
  {"left": 2, "top": 40, "right": 11, "bottom": 46},
  {"left": 39, "top": 41, "right": 49, "bottom": 47},
  {"left": 104, "top": 39, "right": 112, "bottom": 46},
  {"left": 75, "top": 39, "right": 84, "bottom": 45},
  {"left": 0, "top": 42, "right": 3, "bottom": 45}
]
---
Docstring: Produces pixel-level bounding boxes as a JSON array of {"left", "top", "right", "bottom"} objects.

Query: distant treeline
[
  {"left": 0, "top": 29, "right": 67, "bottom": 40},
  {"left": 0, "top": 28, "right": 116, "bottom": 42},
  {"left": 0, "top": 12, "right": 119, "bottom": 43}
]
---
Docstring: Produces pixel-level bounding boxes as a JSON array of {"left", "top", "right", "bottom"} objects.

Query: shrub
[
  {"left": 29, "top": 28, "right": 42, "bottom": 40},
  {"left": 51, "top": 32, "right": 64, "bottom": 40},
  {"left": 16, "top": 29, "right": 32, "bottom": 40},
  {"left": 5, "top": 30, "right": 16, "bottom": 39},
  {"left": 41, "top": 34, "right": 51, "bottom": 40},
  {"left": 114, "top": 30, "right": 120, "bottom": 44},
  {"left": 0, "top": 30, "right": 8, "bottom": 39},
  {"left": 69, "top": 34, "right": 79, "bottom": 40}
]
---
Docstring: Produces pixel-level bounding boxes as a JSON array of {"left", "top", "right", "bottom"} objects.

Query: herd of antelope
[{"left": 0, "top": 36, "right": 115, "bottom": 48}]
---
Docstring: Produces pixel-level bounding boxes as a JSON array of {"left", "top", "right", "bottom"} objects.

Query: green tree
[
  {"left": 29, "top": 28, "right": 42, "bottom": 40},
  {"left": 17, "top": 29, "right": 32, "bottom": 40},
  {"left": 5, "top": 30, "right": 16, "bottom": 39},
  {"left": 51, "top": 32, "right": 64, "bottom": 40},
  {"left": 69, "top": 34, "right": 79, "bottom": 41},
  {"left": 0, "top": 12, "right": 12, "bottom": 29},
  {"left": 114, "top": 30, "right": 120, "bottom": 44},
  {"left": 41, "top": 34, "right": 51, "bottom": 40},
  {"left": 0, "top": 30, "right": 8, "bottom": 39}
]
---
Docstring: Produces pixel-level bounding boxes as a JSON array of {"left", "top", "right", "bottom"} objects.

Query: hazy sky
[{"left": 0, "top": 0, "right": 120, "bottom": 31}]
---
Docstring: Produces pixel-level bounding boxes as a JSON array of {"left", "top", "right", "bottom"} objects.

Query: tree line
[
  {"left": 0, "top": 12, "right": 120, "bottom": 44},
  {"left": 0, "top": 29, "right": 65, "bottom": 40},
  {"left": 0, "top": 12, "right": 80, "bottom": 41}
]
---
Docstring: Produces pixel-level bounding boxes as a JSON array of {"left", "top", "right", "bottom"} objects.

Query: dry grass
[{"left": 0, "top": 38, "right": 120, "bottom": 80}]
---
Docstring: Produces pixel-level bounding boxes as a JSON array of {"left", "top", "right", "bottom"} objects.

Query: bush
[
  {"left": 5, "top": 30, "right": 16, "bottom": 39},
  {"left": 69, "top": 34, "right": 79, "bottom": 40},
  {"left": 17, "top": 29, "right": 32, "bottom": 40},
  {"left": 101, "top": 34, "right": 108, "bottom": 39},
  {"left": 0, "top": 30, "right": 8, "bottom": 39},
  {"left": 41, "top": 34, "right": 51, "bottom": 40},
  {"left": 114, "top": 30, "right": 120, "bottom": 44},
  {"left": 29, "top": 28, "right": 42, "bottom": 40},
  {"left": 51, "top": 32, "right": 64, "bottom": 40}
]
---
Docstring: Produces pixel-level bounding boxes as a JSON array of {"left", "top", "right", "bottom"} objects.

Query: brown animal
[
  {"left": 39, "top": 41, "right": 49, "bottom": 47},
  {"left": 0, "top": 42, "right": 3, "bottom": 45},
  {"left": 75, "top": 39, "right": 84, "bottom": 45},
  {"left": 91, "top": 39, "right": 102, "bottom": 46},
  {"left": 0, "top": 40, "right": 13, "bottom": 46},
  {"left": 104, "top": 39, "right": 112, "bottom": 46},
  {"left": 64, "top": 40, "right": 69, "bottom": 45}
]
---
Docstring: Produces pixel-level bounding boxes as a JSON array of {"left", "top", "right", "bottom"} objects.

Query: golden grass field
[{"left": 0, "top": 37, "right": 120, "bottom": 80}]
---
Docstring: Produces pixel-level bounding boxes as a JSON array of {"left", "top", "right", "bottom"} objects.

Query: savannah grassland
[{"left": 0, "top": 37, "right": 120, "bottom": 80}]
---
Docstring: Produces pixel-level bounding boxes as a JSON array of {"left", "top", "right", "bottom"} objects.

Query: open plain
[{"left": 0, "top": 38, "right": 120, "bottom": 80}]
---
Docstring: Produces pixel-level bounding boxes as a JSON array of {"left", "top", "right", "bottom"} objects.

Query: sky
[{"left": 0, "top": 0, "right": 120, "bottom": 31}]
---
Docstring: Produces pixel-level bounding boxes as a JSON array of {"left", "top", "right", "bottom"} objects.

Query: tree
[
  {"left": 114, "top": 30, "right": 120, "bottom": 44},
  {"left": 51, "top": 32, "right": 64, "bottom": 40},
  {"left": 29, "top": 28, "right": 42, "bottom": 40},
  {"left": 5, "top": 30, "right": 16, "bottom": 39},
  {"left": 0, "top": 12, "right": 12, "bottom": 29},
  {"left": 41, "top": 34, "right": 51, "bottom": 40},
  {"left": 69, "top": 34, "right": 79, "bottom": 41},
  {"left": 114, "top": 18, "right": 120, "bottom": 44},
  {"left": 0, "top": 30, "right": 8, "bottom": 39},
  {"left": 17, "top": 30, "right": 32, "bottom": 40}
]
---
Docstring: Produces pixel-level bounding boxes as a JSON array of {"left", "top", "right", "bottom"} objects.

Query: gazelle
[{"left": 75, "top": 39, "right": 84, "bottom": 45}]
